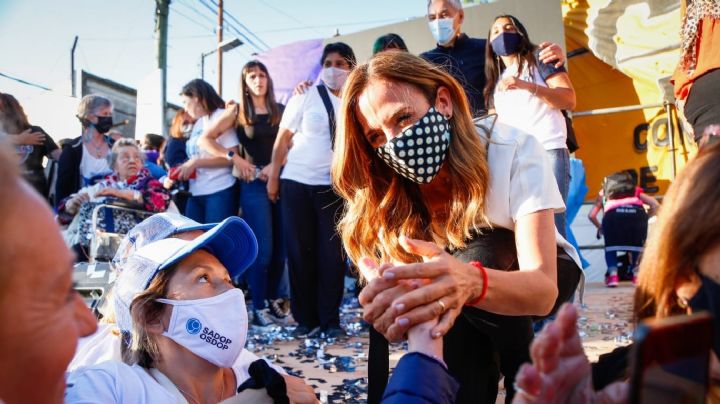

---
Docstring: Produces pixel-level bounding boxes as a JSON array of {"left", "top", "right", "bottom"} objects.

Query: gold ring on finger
[{"left": 437, "top": 299, "right": 446, "bottom": 313}]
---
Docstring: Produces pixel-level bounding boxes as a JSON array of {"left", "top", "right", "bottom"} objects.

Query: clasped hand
[{"left": 357, "top": 236, "right": 482, "bottom": 342}]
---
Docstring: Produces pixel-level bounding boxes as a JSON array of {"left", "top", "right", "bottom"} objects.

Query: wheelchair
[{"left": 72, "top": 198, "right": 155, "bottom": 317}]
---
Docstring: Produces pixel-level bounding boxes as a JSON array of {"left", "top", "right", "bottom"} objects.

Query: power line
[
  {"left": 0, "top": 71, "right": 51, "bottom": 91},
  {"left": 205, "top": 0, "right": 270, "bottom": 50},
  {"left": 255, "top": 17, "right": 408, "bottom": 34},
  {"left": 254, "top": 0, "right": 324, "bottom": 36},
  {"left": 197, "top": 0, "right": 267, "bottom": 53},
  {"left": 224, "top": 12, "right": 270, "bottom": 50},
  {"left": 171, "top": 4, "right": 216, "bottom": 32},
  {"left": 174, "top": 0, "right": 218, "bottom": 30}
]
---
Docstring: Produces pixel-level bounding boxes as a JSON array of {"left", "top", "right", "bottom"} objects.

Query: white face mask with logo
[
  {"left": 428, "top": 18, "right": 457, "bottom": 46},
  {"left": 157, "top": 288, "right": 248, "bottom": 368},
  {"left": 320, "top": 67, "right": 350, "bottom": 91}
]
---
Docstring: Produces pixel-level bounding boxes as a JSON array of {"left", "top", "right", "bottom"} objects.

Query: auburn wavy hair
[
  {"left": 332, "top": 51, "right": 491, "bottom": 266},
  {"left": 634, "top": 141, "right": 720, "bottom": 321}
]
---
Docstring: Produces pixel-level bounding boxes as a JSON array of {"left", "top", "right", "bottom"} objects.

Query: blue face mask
[
  {"left": 491, "top": 31, "right": 523, "bottom": 56},
  {"left": 429, "top": 18, "right": 456, "bottom": 46}
]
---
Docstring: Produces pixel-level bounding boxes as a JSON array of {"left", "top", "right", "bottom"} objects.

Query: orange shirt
[{"left": 672, "top": 17, "right": 720, "bottom": 101}]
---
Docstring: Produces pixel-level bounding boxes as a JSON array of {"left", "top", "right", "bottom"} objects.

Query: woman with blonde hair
[
  {"left": 333, "top": 51, "right": 581, "bottom": 403},
  {"left": 55, "top": 94, "right": 115, "bottom": 207}
]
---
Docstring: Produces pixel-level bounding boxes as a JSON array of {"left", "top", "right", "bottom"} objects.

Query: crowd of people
[{"left": 0, "top": 0, "right": 718, "bottom": 403}]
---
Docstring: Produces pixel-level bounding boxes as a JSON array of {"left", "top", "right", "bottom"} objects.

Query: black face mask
[
  {"left": 689, "top": 274, "right": 720, "bottom": 358},
  {"left": 93, "top": 116, "right": 114, "bottom": 134}
]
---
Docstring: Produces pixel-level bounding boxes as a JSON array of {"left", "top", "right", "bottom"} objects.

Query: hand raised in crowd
[
  {"left": 407, "top": 317, "right": 444, "bottom": 362},
  {"left": 233, "top": 156, "right": 256, "bottom": 183},
  {"left": 65, "top": 192, "right": 91, "bottom": 214},
  {"left": 512, "top": 304, "right": 629, "bottom": 404},
  {"left": 537, "top": 41, "right": 566, "bottom": 68},
  {"left": 14, "top": 128, "right": 45, "bottom": 145},
  {"left": 358, "top": 236, "right": 483, "bottom": 342},
  {"left": 292, "top": 80, "right": 313, "bottom": 96},
  {"left": 177, "top": 159, "right": 197, "bottom": 181}
]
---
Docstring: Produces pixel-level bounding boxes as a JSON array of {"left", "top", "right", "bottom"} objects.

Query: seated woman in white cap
[{"left": 65, "top": 213, "right": 316, "bottom": 404}]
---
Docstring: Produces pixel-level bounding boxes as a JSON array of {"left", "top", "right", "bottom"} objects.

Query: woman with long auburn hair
[{"left": 333, "top": 51, "right": 581, "bottom": 403}]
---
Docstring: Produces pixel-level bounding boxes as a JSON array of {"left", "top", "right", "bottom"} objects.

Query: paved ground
[{"left": 245, "top": 280, "right": 635, "bottom": 403}]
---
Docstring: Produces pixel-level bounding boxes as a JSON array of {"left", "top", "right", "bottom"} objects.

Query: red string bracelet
[{"left": 465, "top": 261, "right": 487, "bottom": 306}]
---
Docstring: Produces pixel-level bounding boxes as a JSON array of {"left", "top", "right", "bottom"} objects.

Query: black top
[
  {"left": 421, "top": 34, "right": 488, "bottom": 117},
  {"left": 163, "top": 137, "right": 188, "bottom": 168},
  {"left": 236, "top": 105, "right": 285, "bottom": 167},
  {"left": 16, "top": 125, "right": 58, "bottom": 196}
]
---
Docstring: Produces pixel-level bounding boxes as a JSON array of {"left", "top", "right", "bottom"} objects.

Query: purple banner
[{"left": 255, "top": 38, "right": 324, "bottom": 105}]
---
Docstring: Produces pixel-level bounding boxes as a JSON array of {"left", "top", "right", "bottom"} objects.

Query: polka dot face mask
[{"left": 376, "top": 107, "right": 451, "bottom": 184}]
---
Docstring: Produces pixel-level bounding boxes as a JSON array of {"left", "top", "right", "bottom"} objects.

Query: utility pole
[
  {"left": 217, "top": 0, "right": 224, "bottom": 97},
  {"left": 156, "top": 0, "right": 170, "bottom": 135},
  {"left": 70, "top": 36, "right": 79, "bottom": 97}
]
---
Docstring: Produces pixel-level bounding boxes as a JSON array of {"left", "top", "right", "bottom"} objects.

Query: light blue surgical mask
[{"left": 429, "top": 18, "right": 456, "bottom": 46}]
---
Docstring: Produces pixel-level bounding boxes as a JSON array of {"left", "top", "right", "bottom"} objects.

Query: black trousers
[
  {"left": 280, "top": 179, "right": 345, "bottom": 329},
  {"left": 444, "top": 308, "right": 533, "bottom": 404},
  {"left": 684, "top": 68, "right": 720, "bottom": 142}
]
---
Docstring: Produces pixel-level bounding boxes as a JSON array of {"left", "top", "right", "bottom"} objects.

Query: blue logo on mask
[{"left": 186, "top": 318, "right": 202, "bottom": 334}]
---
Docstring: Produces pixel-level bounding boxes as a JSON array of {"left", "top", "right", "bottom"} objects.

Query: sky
[{"left": 0, "top": 0, "right": 433, "bottom": 105}]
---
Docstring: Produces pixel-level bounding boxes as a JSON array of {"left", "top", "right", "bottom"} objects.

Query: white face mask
[
  {"left": 320, "top": 67, "right": 350, "bottom": 91},
  {"left": 157, "top": 288, "right": 248, "bottom": 368},
  {"left": 428, "top": 18, "right": 456, "bottom": 46}
]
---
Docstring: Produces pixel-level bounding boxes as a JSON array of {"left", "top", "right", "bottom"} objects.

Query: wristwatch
[{"left": 226, "top": 150, "right": 236, "bottom": 161}]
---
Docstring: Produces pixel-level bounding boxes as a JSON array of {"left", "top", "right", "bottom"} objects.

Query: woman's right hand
[
  {"left": 233, "top": 157, "right": 256, "bottom": 183},
  {"left": 178, "top": 159, "right": 196, "bottom": 181},
  {"left": 66, "top": 193, "right": 90, "bottom": 214},
  {"left": 15, "top": 128, "right": 45, "bottom": 145}
]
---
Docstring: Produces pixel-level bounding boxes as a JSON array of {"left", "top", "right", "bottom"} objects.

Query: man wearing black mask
[
  {"left": 55, "top": 94, "right": 116, "bottom": 207},
  {"left": 421, "top": 0, "right": 566, "bottom": 117}
]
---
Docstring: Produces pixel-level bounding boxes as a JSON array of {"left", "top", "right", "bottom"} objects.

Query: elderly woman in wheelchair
[{"left": 58, "top": 138, "right": 170, "bottom": 261}]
